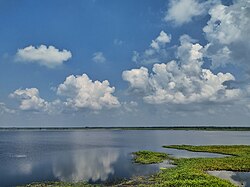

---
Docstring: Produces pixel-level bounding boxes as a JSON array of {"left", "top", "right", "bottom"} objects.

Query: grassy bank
[
  {"left": 133, "top": 150, "right": 169, "bottom": 164},
  {"left": 22, "top": 145, "right": 250, "bottom": 187},
  {"left": 127, "top": 145, "right": 250, "bottom": 186}
]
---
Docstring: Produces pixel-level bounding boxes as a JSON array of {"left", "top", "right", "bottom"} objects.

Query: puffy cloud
[
  {"left": 132, "top": 31, "right": 171, "bottom": 64},
  {"left": 0, "top": 102, "right": 15, "bottom": 114},
  {"left": 122, "top": 67, "right": 149, "bottom": 92},
  {"left": 165, "top": 0, "right": 207, "bottom": 25},
  {"left": 16, "top": 45, "right": 72, "bottom": 68},
  {"left": 92, "top": 52, "right": 106, "bottom": 63},
  {"left": 57, "top": 74, "right": 120, "bottom": 110},
  {"left": 150, "top": 31, "right": 171, "bottom": 50},
  {"left": 203, "top": 1, "right": 250, "bottom": 69},
  {"left": 124, "top": 36, "right": 241, "bottom": 104},
  {"left": 9, "top": 88, "right": 49, "bottom": 111},
  {"left": 10, "top": 74, "right": 120, "bottom": 113},
  {"left": 9, "top": 88, "right": 62, "bottom": 114},
  {"left": 10, "top": 88, "right": 43, "bottom": 110}
]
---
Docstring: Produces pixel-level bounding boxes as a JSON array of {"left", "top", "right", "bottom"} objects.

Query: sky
[{"left": 0, "top": 0, "right": 250, "bottom": 127}]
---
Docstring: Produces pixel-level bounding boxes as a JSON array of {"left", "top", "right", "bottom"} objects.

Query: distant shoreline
[{"left": 0, "top": 126, "right": 250, "bottom": 131}]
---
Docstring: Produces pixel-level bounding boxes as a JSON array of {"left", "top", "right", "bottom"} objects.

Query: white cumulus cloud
[
  {"left": 150, "top": 31, "right": 171, "bottom": 50},
  {"left": 132, "top": 31, "right": 171, "bottom": 64},
  {"left": 16, "top": 45, "right": 72, "bottom": 68},
  {"left": 124, "top": 36, "right": 241, "bottom": 104},
  {"left": 9, "top": 88, "right": 62, "bottom": 114},
  {"left": 122, "top": 67, "right": 149, "bottom": 92},
  {"left": 0, "top": 102, "right": 15, "bottom": 114},
  {"left": 10, "top": 74, "right": 120, "bottom": 113},
  {"left": 165, "top": 0, "right": 207, "bottom": 25},
  {"left": 10, "top": 88, "right": 49, "bottom": 111},
  {"left": 92, "top": 52, "right": 106, "bottom": 63},
  {"left": 203, "top": 1, "right": 250, "bottom": 69},
  {"left": 57, "top": 74, "right": 120, "bottom": 110}
]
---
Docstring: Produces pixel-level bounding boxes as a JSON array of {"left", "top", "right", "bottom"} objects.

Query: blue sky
[{"left": 0, "top": 0, "right": 250, "bottom": 127}]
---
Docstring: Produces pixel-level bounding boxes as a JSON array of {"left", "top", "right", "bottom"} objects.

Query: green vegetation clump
[
  {"left": 164, "top": 144, "right": 250, "bottom": 156},
  {"left": 164, "top": 145, "right": 250, "bottom": 171},
  {"left": 133, "top": 150, "right": 169, "bottom": 164},
  {"left": 129, "top": 145, "right": 250, "bottom": 186}
]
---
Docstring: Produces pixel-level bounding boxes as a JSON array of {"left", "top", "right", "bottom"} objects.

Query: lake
[{"left": 0, "top": 130, "right": 250, "bottom": 187}]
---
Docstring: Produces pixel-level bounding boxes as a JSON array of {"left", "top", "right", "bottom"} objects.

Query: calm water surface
[
  {"left": 208, "top": 171, "right": 250, "bottom": 187},
  {"left": 0, "top": 130, "right": 250, "bottom": 187}
]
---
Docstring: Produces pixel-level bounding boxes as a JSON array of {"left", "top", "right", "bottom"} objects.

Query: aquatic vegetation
[
  {"left": 164, "top": 145, "right": 250, "bottom": 157},
  {"left": 130, "top": 145, "right": 250, "bottom": 186},
  {"left": 133, "top": 150, "right": 169, "bottom": 164}
]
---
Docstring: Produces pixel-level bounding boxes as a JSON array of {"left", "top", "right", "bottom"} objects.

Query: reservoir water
[{"left": 0, "top": 130, "right": 250, "bottom": 186}]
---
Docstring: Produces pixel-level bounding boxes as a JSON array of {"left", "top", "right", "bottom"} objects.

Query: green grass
[
  {"left": 128, "top": 145, "right": 250, "bottom": 186},
  {"left": 164, "top": 145, "right": 250, "bottom": 171},
  {"left": 164, "top": 145, "right": 250, "bottom": 156},
  {"left": 22, "top": 145, "right": 250, "bottom": 186},
  {"left": 133, "top": 150, "right": 169, "bottom": 164}
]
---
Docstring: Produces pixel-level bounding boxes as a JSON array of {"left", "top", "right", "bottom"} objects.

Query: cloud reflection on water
[
  {"left": 52, "top": 149, "right": 119, "bottom": 182},
  {"left": 207, "top": 170, "right": 250, "bottom": 187}
]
